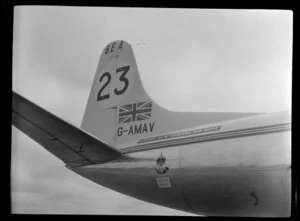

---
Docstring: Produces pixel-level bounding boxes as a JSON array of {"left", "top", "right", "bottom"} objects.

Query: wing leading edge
[{"left": 12, "top": 92, "right": 122, "bottom": 167}]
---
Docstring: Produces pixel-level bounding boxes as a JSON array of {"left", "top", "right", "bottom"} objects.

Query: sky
[{"left": 11, "top": 6, "right": 293, "bottom": 215}]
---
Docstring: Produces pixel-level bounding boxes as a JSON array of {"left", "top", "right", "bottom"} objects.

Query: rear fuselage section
[{"left": 71, "top": 110, "right": 291, "bottom": 216}]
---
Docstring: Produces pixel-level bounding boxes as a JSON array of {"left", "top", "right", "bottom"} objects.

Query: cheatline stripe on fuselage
[{"left": 119, "top": 123, "right": 291, "bottom": 154}]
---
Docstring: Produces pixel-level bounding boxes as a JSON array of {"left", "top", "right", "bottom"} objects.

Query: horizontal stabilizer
[{"left": 12, "top": 92, "right": 122, "bottom": 167}]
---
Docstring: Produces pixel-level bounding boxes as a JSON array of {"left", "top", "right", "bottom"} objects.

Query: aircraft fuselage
[{"left": 71, "top": 110, "right": 291, "bottom": 216}]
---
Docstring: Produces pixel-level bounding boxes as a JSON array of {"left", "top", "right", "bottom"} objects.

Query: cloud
[{"left": 12, "top": 6, "right": 292, "bottom": 215}]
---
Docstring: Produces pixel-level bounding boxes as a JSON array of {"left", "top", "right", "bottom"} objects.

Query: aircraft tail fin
[{"left": 81, "top": 40, "right": 256, "bottom": 147}]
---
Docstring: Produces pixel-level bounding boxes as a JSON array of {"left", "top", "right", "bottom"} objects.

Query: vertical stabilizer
[{"left": 81, "top": 40, "right": 257, "bottom": 148}]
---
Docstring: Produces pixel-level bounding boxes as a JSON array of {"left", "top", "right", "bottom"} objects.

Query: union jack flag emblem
[{"left": 118, "top": 102, "right": 152, "bottom": 124}]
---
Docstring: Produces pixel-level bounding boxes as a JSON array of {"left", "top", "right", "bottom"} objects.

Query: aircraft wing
[{"left": 12, "top": 92, "right": 122, "bottom": 167}]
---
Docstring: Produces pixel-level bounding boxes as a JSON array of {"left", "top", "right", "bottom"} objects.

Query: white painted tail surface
[{"left": 81, "top": 40, "right": 256, "bottom": 147}]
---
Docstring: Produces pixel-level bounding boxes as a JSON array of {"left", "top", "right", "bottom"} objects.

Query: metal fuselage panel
[{"left": 71, "top": 114, "right": 291, "bottom": 216}]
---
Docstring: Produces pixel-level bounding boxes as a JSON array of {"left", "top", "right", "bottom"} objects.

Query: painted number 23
[{"left": 97, "top": 65, "right": 130, "bottom": 101}]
